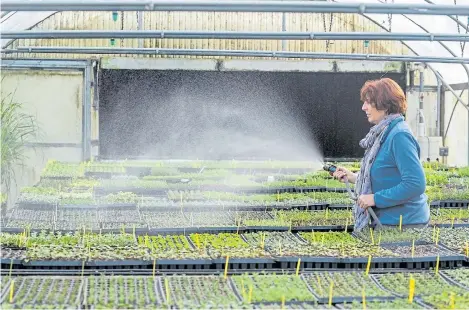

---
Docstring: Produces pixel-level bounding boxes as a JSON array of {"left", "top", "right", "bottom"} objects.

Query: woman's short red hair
[{"left": 360, "top": 78, "right": 407, "bottom": 114}]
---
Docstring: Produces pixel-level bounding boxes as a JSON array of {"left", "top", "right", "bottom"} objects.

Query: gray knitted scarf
[{"left": 353, "top": 113, "right": 403, "bottom": 231}]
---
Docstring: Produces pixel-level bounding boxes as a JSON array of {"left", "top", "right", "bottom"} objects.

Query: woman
[{"left": 332, "top": 78, "right": 429, "bottom": 230}]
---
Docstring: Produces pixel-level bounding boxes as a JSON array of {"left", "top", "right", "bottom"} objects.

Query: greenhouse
[{"left": 1, "top": 0, "right": 469, "bottom": 309}]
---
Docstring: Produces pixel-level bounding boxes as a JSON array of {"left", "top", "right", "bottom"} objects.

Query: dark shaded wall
[{"left": 99, "top": 69, "right": 405, "bottom": 160}]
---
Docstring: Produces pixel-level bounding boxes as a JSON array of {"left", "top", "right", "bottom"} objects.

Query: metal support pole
[
  {"left": 432, "top": 70, "right": 469, "bottom": 111},
  {"left": 281, "top": 13, "right": 287, "bottom": 51},
  {"left": 3, "top": 46, "right": 469, "bottom": 64},
  {"left": 418, "top": 66, "right": 425, "bottom": 137},
  {"left": 82, "top": 62, "right": 92, "bottom": 161},
  {"left": 2, "top": 0, "right": 468, "bottom": 15},
  {"left": 436, "top": 75, "right": 441, "bottom": 137},
  {"left": 137, "top": 12, "right": 144, "bottom": 48},
  {"left": 3, "top": 30, "right": 469, "bottom": 41}
]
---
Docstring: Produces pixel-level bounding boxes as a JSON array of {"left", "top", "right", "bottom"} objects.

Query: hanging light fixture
[
  {"left": 364, "top": 40, "right": 370, "bottom": 48},
  {"left": 110, "top": 38, "right": 116, "bottom": 46},
  {"left": 112, "top": 11, "right": 118, "bottom": 22}
]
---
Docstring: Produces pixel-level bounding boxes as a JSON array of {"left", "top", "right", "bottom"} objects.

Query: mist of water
[{"left": 102, "top": 70, "right": 324, "bottom": 170}]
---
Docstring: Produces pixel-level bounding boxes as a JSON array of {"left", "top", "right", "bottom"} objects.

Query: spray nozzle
[{"left": 323, "top": 163, "right": 337, "bottom": 173}]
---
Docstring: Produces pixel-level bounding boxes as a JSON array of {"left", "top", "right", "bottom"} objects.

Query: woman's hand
[
  {"left": 330, "top": 167, "right": 357, "bottom": 183},
  {"left": 358, "top": 194, "right": 375, "bottom": 209}
]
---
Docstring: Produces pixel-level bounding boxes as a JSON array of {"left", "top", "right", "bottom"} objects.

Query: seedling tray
[
  {"left": 334, "top": 298, "right": 430, "bottom": 309},
  {"left": 293, "top": 225, "right": 348, "bottom": 232},
  {"left": 439, "top": 270, "right": 469, "bottom": 290},
  {"left": 23, "top": 259, "right": 85, "bottom": 267},
  {"left": 125, "top": 166, "right": 152, "bottom": 177},
  {"left": 16, "top": 202, "right": 56, "bottom": 210},
  {"left": 0, "top": 248, "right": 26, "bottom": 266},
  {"left": 40, "top": 175, "right": 74, "bottom": 181},
  {"left": 97, "top": 203, "right": 138, "bottom": 210},
  {"left": 94, "top": 187, "right": 167, "bottom": 196},
  {"left": 83, "top": 275, "right": 164, "bottom": 308},
  {"left": 84, "top": 171, "right": 126, "bottom": 178},
  {"left": 244, "top": 226, "right": 290, "bottom": 232},
  {"left": 86, "top": 259, "right": 153, "bottom": 268},
  {"left": 0, "top": 276, "right": 84, "bottom": 308},
  {"left": 436, "top": 200, "right": 469, "bottom": 208},
  {"left": 301, "top": 271, "right": 395, "bottom": 305},
  {"left": 212, "top": 257, "right": 275, "bottom": 270},
  {"left": 155, "top": 258, "right": 213, "bottom": 270}
]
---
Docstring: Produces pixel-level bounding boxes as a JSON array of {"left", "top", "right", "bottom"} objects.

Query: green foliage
[{"left": 1, "top": 89, "right": 39, "bottom": 191}]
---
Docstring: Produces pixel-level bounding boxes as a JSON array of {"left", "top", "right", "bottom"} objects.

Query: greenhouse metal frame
[{"left": 1, "top": 0, "right": 469, "bottom": 163}]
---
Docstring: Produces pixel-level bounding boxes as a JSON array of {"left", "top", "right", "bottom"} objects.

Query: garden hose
[
  {"left": 323, "top": 163, "right": 383, "bottom": 229},
  {"left": 343, "top": 177, "right": 383, "bottom": 230}
]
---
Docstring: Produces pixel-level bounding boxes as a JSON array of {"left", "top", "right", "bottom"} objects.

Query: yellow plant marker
[
  {"left": 281, "top": 295, "right": 285, "bottom": 309},
  {"left": 224, "top": 256, "right": 230, "bottom": 279},
  {"left": 365, "top": 255, "right": 372, "bottom": 275},
  {"left": 152, "top": 259, "right": 156, "bottom": 278},
  {"left": 316, "top": 275, "right": 323, "bottom": 294},
  {"left": 369, "top": 228, "right": 375, "bottom": 245},
  {"left": 240, "top": 279, "right": 246, "bottom": 300},
  {"left": 9, "top": 260, "right": 13, "bottom": 278},
  {"left": 326, "top": 208, "right": 329, "bottom": 220},
  {"left": 248, "top": 285, "right": 253, "bottom": 303},
  {"left": 435, "top": 228, "right": 440, "bottom": 245},
  {"left": 260, "top": 233, "right": 265, "bottom": 250},
  {"left": 435, "top": 254, "right": 440, "bottom": 275},
  {"left": 344, "top": 218, "right": 348, "bottom": 232},
  {"left": 411, "top": 239, "right": 415, "bottom": 258},
  {"left": 399, "top": 215, "right": 403, "bottom": 232},
  {"left": 362, "top": 288, "right": 366, "bottom": 310},
  {"left": 465, "top": 241, "right": 469, "bottom": 257},
  {"left": 296, "top": 258, "right": 301, "bottom": 276},
  {"left": 165, "top": 278, "right": 170, "bottom": 305},
  {"left": 408, "top": 277, "right": 415, "bottom": 303},
  {"left": 9, "top": 280, "right": 14, "bottom": 303},
  {"left": 450, "top": 291, "right": 455, "bottom": 309},
  {"left": 277, "top": 191, "right": 280, "bottom": 203},
  {"left": 328, "top": 281, "right": 334, "bottom": 306}
]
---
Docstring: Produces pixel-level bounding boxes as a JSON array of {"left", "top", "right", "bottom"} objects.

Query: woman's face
[{"left": 362, "top": 98, "right": 387, "bottom": 125}]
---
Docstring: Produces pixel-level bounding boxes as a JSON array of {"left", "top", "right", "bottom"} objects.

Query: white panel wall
[
  {"left": 443, "top": 89, "right": 469, "bottom": 167},
  {"left": 1, "top": 70, "right": 84, "bottom": 206}
]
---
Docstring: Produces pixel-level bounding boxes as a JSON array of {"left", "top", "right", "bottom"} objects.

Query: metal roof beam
[
  {"left": 2, "top": 0, "right": 468, "bottom": 15},
  {"left": 3, "top": 30, "right": 469, "bottom": 42},
  {"left": 3, "top": 46, "right": 469, "bottom": 64}
]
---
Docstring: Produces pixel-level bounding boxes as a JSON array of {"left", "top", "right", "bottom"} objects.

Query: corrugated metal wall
[{"left": 5, "top": 11, "right": 409, "bottom": 59}]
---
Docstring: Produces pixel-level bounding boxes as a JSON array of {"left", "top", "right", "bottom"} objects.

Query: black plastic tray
[
  {"left": 84, "top": 171, "right": 125, "bottom": 178},
  {"left": 435, "top": 200, "right": 469, "bottom": 208},
  {"left": 94, "top": 187, "right": 168, "bottom": 196},
  {"left": 16, "top": 202, "right": 57, "bottom": 210},
  {"left": 86, "top": 259, "right": 152, "bottom": 268},
  {"left": 212, "top": 257, "right": 275, "bottom": 270},
  {"left": 155, "top": 258, "right": 213, "bottom": 270}
]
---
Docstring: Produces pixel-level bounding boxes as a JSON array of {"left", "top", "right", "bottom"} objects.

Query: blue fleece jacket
[{"left": 370, "top": 118, "right": 430, "bottom": 226}]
